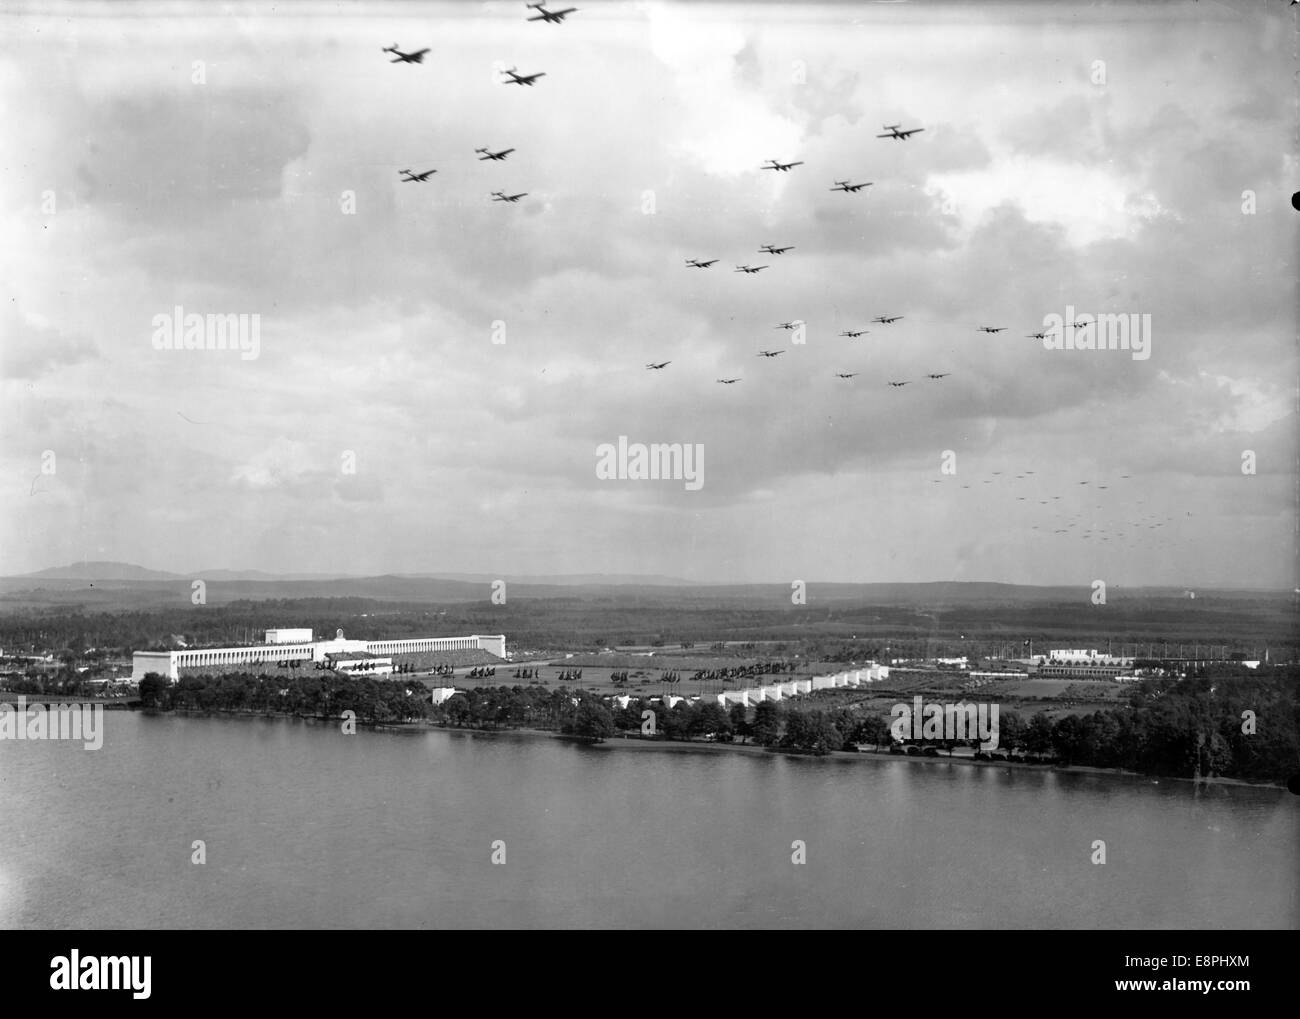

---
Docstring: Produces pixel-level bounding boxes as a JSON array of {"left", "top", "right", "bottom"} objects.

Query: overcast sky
[{"left": 1, "top": 1, "right": 1296, "bottom": 588}]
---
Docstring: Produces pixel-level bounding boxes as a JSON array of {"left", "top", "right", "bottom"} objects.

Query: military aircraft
[
  {"left": 685, "top": 258, "right": 718, "bottom": 268},
  {"left": 475, "top": 147, "right": 515, "bottom": 161},
  {"left": 877, "top": 124, "right": 925, "bottom": 140},
  {"left": 399, "top": 169, "right": 437, "bottom": 182},
  {"left": 716, "top": 378, "right": 741, "bottom": 384},
  {"left": 526, "top": 3, "right": 577, "bottom": 22},
  {"left": 757, "top": 350, "right": 785, "bottom": 358},
  {"left": 872, "top": 315, "right": 903, "bottom": 324},
  {"left": 760, "top": 244, "right": 795, "bottom": 255},
  {"left": 839, "top": 329, "right": 869, "bottom": 337},
  {"left": 830, "top": 180, "right": 872, "bottom": 193},
  {"left": 774, "top": 322, "right": 800, "bottom": 330},
  {"left": 926, "top": 373, "right": 949, "bottom": 380},
  {"left": 887, "top": 380, "right": 911, "bottom": 387},
  {"left": 735, "top": 265, "right": 768, "bottom": 273},
  {"left": 491, "top": 191, "right": 528, "bottom": 203},
  {"left": 835, "top": 372, "right": 859, "bottom": 379},
  {"left": 646, "top": 361, "right": 671, "bottom": 370},
  {"left": 762, "top": 159, "right": 804, "bottom": 171},
  {"left": 384, "top": 45, "right": 430, "bottom": 63},
  {"left": 977, "top": 326, "right": 1007, "bottom": 333},
  {"left": 1026, "top": 331, "right": 1048, "bottom": 339},
  {"left": 502, "top": 67, "right": 546, "bottom": 85}
]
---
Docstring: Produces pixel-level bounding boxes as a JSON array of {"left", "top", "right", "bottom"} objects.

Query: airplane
[
  {"left": 399, "top": 169, "right": 437, "bottom": 182},
  {"left": 887, "top": 380, "right": 911, "bottom": 387},
  {"left": 685, "top": 258, "right": 718, "bottom": 268},
  {"left": 716, "top": 378, "right": 741, "bottom": 384},
  {"left": 840, "top": 329, "right": 868, "bottom": 337},
  {"left": 491, "top": 191, "right": 528, "bottom": 202},
  {"left": 734, "top": 265, "right": 768, "bottom": 273},
  {"left": 760, "top": 244, "right": 795, "bottom": 254},
  {"left": 475, "top": 147, "right": 515, "bottom": 161},
  {"left": 1071, "top": 321, "right": 1090, "bottom": 329},
  {"left": 383, "top": 44, "right": 430, "bottom": 64},
  {"left": 926, "top": 373, "right": 949, "bottom": 380},
  {"left": 977, "top": 326, "right": 1007, "bottom": 333},
  {"left": 830, "top": 180, "right": 872, "bottom": 193},
  {"left": 877, "top": 124, "right": 925, "bottom": 140},
  {"left": 526, "top": 3, "right": 578, "bottom": 23},
  {"left": 835, "top": 372, "right": 859, "bottom": 379},
  {"left": 775, "top": 322, "right": 799, "bottom": 330},
  {"left": 1026, "top": 331, "right": 1048, "bottom": 339},
  {"left": 646, "top": 361, "right": 671, "bottom": 370},
  {"left": 757, "top": 350, "right": 784, "bottom": 358},
  {"left": 762, "top": 159, "right": 804, "bottom": 171},
  {"left": 502, "top": 67, "right": 546, "bottom": 85},
  {"left": 872, "top": 315, "right": 903, "bottom": 324}
]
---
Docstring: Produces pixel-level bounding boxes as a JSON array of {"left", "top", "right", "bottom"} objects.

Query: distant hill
[
  {"left": 191, "top": 569, "right": 355, "bottom": 582},
  {"left": 18, "top": 561, "right": 182, "bottom": 581},
  {"left": 2, "top": 563, "right": 1290, "bottom": 609},
  {"left": 412, "top": 572, "right": 699, "bottom": 587}
]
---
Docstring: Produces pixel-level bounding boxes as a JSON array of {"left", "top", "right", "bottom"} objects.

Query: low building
[
  {"left": 265, "top": 628, "right": 314, "bottom": 644},
  {"left": 131, "top": 628, "right": 507, "bottom": 682},
  {"left": 1032, "top": 662, "right": 1133, "bottom": 679}
]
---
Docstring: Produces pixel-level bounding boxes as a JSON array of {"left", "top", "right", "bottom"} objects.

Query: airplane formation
[
  {"left": 661, "top": 128, "right": 1026, "bottom": 386},
  {"left": 369, "top": 12, "right": 1195, "bottom": 558},
  {"left": 383, "top": 15, "right": 1126, "bottom": 414},
  {"left": 386, "top": 6, "right": 577, "bottom": 204}
]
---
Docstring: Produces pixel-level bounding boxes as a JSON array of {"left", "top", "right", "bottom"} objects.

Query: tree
[
  {"left": 572, "top": 700, "right": 614, "bottom": 743},
  {"left": 137, "top": 673, "right": 169, "bottom": 709},
  {"left": 751, "top": 700, "right": 781, "bottom": 746},
  {"left": 857, "top": 715, "right": 891, "bottom": 751},
  {"left": 1024, "top": 712, "right": 1055, "bottom": 755},
  {"left": 729, "top": 702, "right": 750, "bottom": 743},
  {"left": 693, "top": 702, "right": 732, "bottom": 740}
]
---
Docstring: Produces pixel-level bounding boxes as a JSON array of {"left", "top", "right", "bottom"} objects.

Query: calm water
[{"left": 1, "top": 713, "right": 1296, "bottom": 929}]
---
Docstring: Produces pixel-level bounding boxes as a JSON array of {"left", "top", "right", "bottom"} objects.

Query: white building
[
  {"left": 1044, "top": 649, "right": 1133, "bottom": 666},
  {"left": 265, "top": 628, "right": 314, "bottom": 644},
  {"left": 132, "top": 628, "right": 507, "bottom": 682}
]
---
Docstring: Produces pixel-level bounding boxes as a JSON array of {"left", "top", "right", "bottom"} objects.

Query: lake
[{"left": 1, "top": 713, "right": 1295, "bottom": 929}]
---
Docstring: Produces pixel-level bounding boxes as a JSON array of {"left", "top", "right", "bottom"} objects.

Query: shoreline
[{"left": 128, "top": 707, "right": 1287, "bottom": 791}]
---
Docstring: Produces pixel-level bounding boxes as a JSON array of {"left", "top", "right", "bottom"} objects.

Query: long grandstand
[{"left": 131, "top": 628, "right": 506, "bottom": 682}]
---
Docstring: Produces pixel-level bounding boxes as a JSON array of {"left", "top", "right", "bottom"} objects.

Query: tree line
[{"left": 131, "top": 672, "right": 1296, "bottom": 782}]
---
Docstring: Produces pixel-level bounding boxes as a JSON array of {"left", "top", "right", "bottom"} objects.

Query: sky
[{"left": 1, "top": 0, "right": 1297, "bottom": 588}]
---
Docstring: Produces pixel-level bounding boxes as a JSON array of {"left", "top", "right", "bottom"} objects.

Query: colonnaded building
[{"left": 131, "top": 628, "right": 506, "bottom": 682}]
